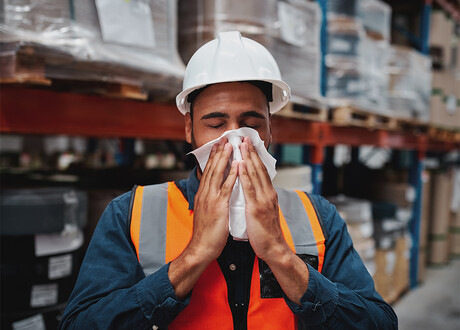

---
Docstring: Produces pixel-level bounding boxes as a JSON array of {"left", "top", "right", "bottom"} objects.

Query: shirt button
[{"left": 229, "top": 263, "right": 237, "bottom": 271}]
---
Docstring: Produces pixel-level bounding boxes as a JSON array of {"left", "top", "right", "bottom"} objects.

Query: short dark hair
[{"left": 188, "top": 81, "right": 272, "bottom": 120}]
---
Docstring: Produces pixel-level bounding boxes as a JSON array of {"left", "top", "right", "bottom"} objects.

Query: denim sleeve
[
  {"left": 285, "top": 194, "right": 398, "bottom": 329},
  {"left": 58, "top": 192, "right": 189, "bottom": 330}
]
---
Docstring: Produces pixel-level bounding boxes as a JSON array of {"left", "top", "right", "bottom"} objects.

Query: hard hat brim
[{"left": 176, "top": 79, "right": 291, "bottom": 115}]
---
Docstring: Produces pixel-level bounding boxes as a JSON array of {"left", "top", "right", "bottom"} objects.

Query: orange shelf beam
[{"left": 1, "top": 85, "right": 458, "bottom": 152}]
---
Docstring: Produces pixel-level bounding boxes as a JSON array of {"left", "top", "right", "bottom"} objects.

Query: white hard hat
[{"left": 176, "top": 31, "right": 291, "bottom": 115}]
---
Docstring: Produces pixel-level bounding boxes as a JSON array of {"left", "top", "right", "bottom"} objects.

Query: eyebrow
[
  {"left": 239, "top": 111, "right": 266, "bottom": 119},
  {"left": 201, "top": 112, "right": 230, "bottom": 120}
]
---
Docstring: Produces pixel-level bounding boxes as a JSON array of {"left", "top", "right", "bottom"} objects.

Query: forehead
[{"left": 192, "top": 82, "right": 268, "bottom": 116}]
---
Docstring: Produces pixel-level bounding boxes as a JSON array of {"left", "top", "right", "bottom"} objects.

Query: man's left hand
[{"left": 238, "top": 137, "right": 309, "bottom": 305}]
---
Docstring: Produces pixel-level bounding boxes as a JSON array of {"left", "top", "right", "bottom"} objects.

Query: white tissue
[{"left": 189, "top": 127, "right": 277, "bottom": 240}]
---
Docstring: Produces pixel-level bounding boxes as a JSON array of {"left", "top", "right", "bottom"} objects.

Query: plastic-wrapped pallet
[
  {"left": 327, "top": 195, "right": 375, "bottom": 275},
  {"left": 1, "top": 0, "right": 185, "bottom": 99},
  {"left": 359, "top": 36, "right": 390, "bottom": 114},
  {"left": 178, "top": 0, "right": 322, "bottom": 103},
  {"left": 325, "top": 3, "right": 367, "bottom": 108},
  {"left": 386, "top": 46, "right": 432, "bottom": 121},
  {"left": 361, "top": 0, "right": 391, "bottom": 42},
  {"left": 327, "top": 0, "right": 362, "bottom": 23}
]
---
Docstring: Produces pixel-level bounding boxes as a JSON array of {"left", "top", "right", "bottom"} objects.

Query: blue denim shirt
[{"left": 59, "top": 169, "right": 397, "bottom": 329}]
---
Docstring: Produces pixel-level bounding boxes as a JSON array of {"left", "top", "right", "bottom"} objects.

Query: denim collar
[{"left": 177, "top": 167, "right": 200, "bottom": 210}]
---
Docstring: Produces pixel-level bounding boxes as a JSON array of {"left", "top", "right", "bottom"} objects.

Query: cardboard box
[
  {"left": 430, "top": 70, "right": 460, "bottom": 129},
  {"left": 372, "top": 182, "right": 415, "bottom": 208},
  {"left": 418, "top": 246, "right": 427, "bottom": 283},
  {"left": 419, "top": 170, "right": 432, "bottom": 249},
  {"left": 428, "top": 171, "right": 453, "bottom": 264},
  {"left": 429, "top": 11, "right": 453, "bottom": 68},
  {"left": 448, "top": 209, "right": 460, "bottom": 256},
  {"left": 373, "top": 236, "right": 409, "bottom": 303}
]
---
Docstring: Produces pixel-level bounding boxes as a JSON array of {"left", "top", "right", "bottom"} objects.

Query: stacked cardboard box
[
  {"left": 429, "top": 11, "right": 460, "bottom": 128},
  {"left": 373, "top": 235, "right": 410, "bottom": 304},
  {"left": 430, "top": 70, "right": 460, "bottom": 129},
  {"left": 178, "top": 0, "right": 322, "bottom": 104},
  {"left": 386, "top": 46, "right": 432, "bottom": 121},
  {"left": 418, "top": 170, "right": 432, "bottom": 282},
  {"left": 428, "top": 171, "right": 453, "bottom": 265},
  {"left": 327, "top": 195, "right": 376, "bottom": 275},
  {"left": 429, "top": 10, "right": 454, "bottom": 69},
  {"left": 448, "top": 168, "right": 460, "bottom": 257}
]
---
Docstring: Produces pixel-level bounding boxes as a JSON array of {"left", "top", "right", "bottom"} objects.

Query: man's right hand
[{"left": 168, "top": 138, "right": 238, "bottom": 300}]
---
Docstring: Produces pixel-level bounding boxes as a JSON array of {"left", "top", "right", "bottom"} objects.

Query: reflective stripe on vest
[{"left": 130, "top": 182, "right": 325, "bottom": 328}]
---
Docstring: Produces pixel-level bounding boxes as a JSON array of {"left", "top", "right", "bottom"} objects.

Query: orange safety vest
[{"left": 130, "top": 182, "right": 325, "bottom": 329}]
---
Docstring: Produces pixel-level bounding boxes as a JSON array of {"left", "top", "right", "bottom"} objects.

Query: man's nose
[{"left": 228, "top": 122, "right": 240, "bottom": 131}]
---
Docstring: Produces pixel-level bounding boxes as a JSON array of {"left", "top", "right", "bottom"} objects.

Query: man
[{"left": 59, "top": 31, "right": 397, "bottom": 329}]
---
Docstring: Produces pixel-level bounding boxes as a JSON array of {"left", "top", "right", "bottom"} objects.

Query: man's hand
[
  {"left": 190, "top": 138, "right": 238, "bottom": 262},
  {"left": 169, "top": 138, "right": 238, "bottom": 300},
  {"left": 239, "top": 137, "right": 309, "bottom": 304}
]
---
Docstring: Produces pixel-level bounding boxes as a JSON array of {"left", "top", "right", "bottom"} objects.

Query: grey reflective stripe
[
  {"left": 138, "top": 183, "right": 169, "bottom": 276},
  {"left": 276, "top": 188, "right": 318, "bottom": 256}
]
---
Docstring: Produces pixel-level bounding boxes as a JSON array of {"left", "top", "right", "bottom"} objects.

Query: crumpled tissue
[{"left": 189, "top": 127, "right": 277, "bottom": 240}]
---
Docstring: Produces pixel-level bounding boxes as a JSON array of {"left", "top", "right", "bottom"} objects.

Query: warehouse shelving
[{"left": 2, "top": 84, "right": 459, "bottom": 292}]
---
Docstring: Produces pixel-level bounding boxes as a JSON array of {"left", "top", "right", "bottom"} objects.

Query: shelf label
[
  {"left": 12, "top": 314, "right": 46, "bottom": 330},
  {"left": 96, "top": 0, "right": 156, "bottom": 49},
  {"left": 30, "top": 283, "right": 58, "bottom": 308},
  {"left": 49, "top": 254, "right": 73, "bottom": 280}
]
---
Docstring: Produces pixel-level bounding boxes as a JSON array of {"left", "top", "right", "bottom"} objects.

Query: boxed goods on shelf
[
  {"left": 430, "top": 70, "right": 460, "bottom": 129},
  {"left": 360, "top": 37, "right": 390, "bottom": 113},
  {"left": 327, "top": 195, "right": 375, "bottom": 275},
  {"left": 326, "top": 62, "right": 365, "bottom": 104},
  {"left": 371, "top": 201, "right": 409, "bottom": 249},
  {"left": 361, "top": 0, "right": 391, "bottom": 42},
  {"left": 0, "top": 188, "right": 87, "bottom": 323},
  {"left": 418, "top": 170, "right": 431, "bottom": 282},
  {"left": 371, "top": 181, "right": 415, "bottom": 208},
  {"left": 386, "top": 46, "right": 432, "bottom": 121},
  {"left": 327, "top": 0, "right": 361, "bottom": 22},
  {"left": 450, "top": 211, "right": 460, "bottom": 257},
  {"left": 373, "top": 235, "right": 410, "bottom": 304},
  {"left": 273, "top": 165, "right": 313, "bottom": 193},
  {"left": 429, "top": 10, "right": 454, "bottom": 69},
  {"left": 327, "top": 23, "right": 363, "bottom": 59},
  {"left": 1, "top": 0, "right": 185, "bottom": 99},
  {"left": 178, "top": 0, "right": 322, "bottom": 103},
  {"left": 448, "top": 168, "right": 460, "bottom": 257},
  {"left": 428, "top": 171, "right": 453, "bottom": 265}
]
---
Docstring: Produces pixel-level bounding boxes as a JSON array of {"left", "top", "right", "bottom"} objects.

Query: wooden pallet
[
  {"left": 0, "top": 43, "right": 171, "bottom": 101},
  {"left": 330, "top": 106, "right": 398, "bottom": 130},
  {"left": 276, "top": 100, "right": 328, "bottom": 122},
  {"left": 427, "top": 126, "right": 460, "bottom": 142}
]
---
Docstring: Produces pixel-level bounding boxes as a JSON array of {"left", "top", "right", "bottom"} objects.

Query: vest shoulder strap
[{"left": 276, "top": 188, "right": 326, "bottom": 273}]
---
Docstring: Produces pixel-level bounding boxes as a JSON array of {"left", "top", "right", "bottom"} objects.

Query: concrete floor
[{"left": 393, "top": 259, "right": 460, "bottom": 330}]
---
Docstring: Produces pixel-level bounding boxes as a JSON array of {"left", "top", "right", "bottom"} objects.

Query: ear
[{"left": 185, "top": 112, "right": 192, "bottom": 144}]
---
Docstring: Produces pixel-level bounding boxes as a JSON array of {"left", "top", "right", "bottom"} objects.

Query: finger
[
  {"left": 241, "top": 139, "right": 271, "bottom": 191},
  {"left": 201, "top": 138, "right": 228, "bottom": 191},
  {"left": 240, "top": 141, "right": 264, "bottom": 192},
  {"left": 238, "top": 160, "right": 257, "bottom": 203},
  {"left": 199, "top": 142, "right": 219, "bottom": 192},
  {"left": 219, "top": 160, "right": 239, "bottom": 199},
  {"left": 209, "top": 142, "right": 233, "bottom": 193}
]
